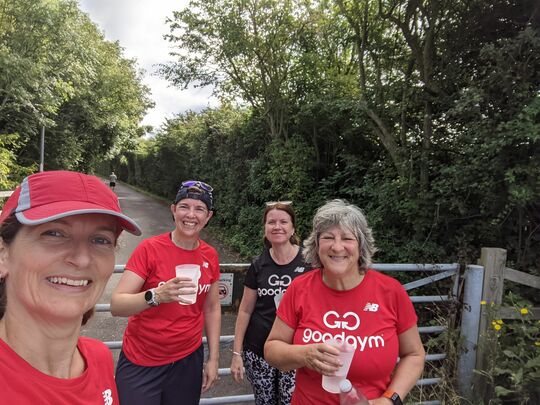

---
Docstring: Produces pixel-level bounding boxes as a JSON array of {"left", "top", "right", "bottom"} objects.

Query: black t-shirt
[{"left": 243, "top": 247, "right": 312, "bottom": 356}]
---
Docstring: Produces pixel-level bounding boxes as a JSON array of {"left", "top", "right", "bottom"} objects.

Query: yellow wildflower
[
  {"left": 520, "top": 308, "right": 529, "bottom": 315},
  {"left": 480, "top": 300, "right": 487, "bottom": 305},
  {"left": 535, "top": 342, "right": 540, "bottom": 347},
  {"left": 496, "top": 319, "right": 503, "bottom": 325},
  {"left": 493, "top": 324, "right": 502, "bottom": 331}
]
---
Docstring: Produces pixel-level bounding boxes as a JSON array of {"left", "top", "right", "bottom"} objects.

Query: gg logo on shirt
[
  {"left": 302, "top": 310, "right": 385, "bottom": 351},
  {"left": 323, "top": 311, "right": 360, "bottom": 330},
  {"left": 268, "top": 274, "right": 291, "bottom": 287},
  {"left": 258, "top": 274, "right": 292, "bottom": 297}
]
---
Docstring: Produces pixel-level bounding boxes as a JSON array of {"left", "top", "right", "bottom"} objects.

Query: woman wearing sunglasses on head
[
  {"left": 230, "top": 201, "right": 312, "bottom": 404},
  {"left": 0, "top": 170, "right": 141, "bottom": 404},
  {"left": 111, "top": 180, "right": 221, "bottom": 405}
]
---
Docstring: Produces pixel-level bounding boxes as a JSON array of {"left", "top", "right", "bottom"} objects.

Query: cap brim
[{"left": 15, "top": 201, "right": 142, "bottom": 236}]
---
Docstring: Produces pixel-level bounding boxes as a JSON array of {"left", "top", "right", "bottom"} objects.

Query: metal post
[
  {"left": 457, "top": 264, "right": 484, "bottom": 398},
  {"left": 39, "top": 126, "right": 45, "bottom": 172}
]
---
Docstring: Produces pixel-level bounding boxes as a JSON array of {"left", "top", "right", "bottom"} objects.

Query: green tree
[
  {"left": 0, "top": 133, "right": 33, "bottom": 190},
  {"left": 0, "top": 0, "right": 152, "bottom": 172},
  {"left": 162, "top": 0, "right": 317, "bottom": 139}
]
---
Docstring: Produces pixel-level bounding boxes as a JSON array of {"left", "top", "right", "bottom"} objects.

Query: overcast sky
[{"left": 78, "top": 0, "right": 217, "bottom": 132}]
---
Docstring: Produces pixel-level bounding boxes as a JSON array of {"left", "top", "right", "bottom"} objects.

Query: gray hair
[{"left": 303, "top": 199, "right": 377, "bottom": 272}]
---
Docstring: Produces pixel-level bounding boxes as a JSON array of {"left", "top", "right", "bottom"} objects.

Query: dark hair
[
  {"left": 0, "top": 215, "right": 23, "bottom": 321},
  {"left": 0, "top": 214, "right": 94, "bottom": 325},
  {"left": 263, "top": 203, "right": 300, "bottom": 248}
]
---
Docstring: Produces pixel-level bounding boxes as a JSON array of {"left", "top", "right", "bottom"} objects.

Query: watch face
[
  {"left": 383, "top": 391, "right": 402, "bottom": 405},
  {"left": 391, "top": 393, "right": 403, "bottom": 405},
  {"left": 145, "top": 290, "right": 153, "bottom": 302}
]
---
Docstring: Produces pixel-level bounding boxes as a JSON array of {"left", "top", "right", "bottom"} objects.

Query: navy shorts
[{"left": 115, "top": 345, "right": 204, "bottom": 405}]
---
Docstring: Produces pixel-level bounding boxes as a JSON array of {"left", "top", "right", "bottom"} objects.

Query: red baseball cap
[{"left": 0, "top": 171, "right": 141, "bottom": 236}]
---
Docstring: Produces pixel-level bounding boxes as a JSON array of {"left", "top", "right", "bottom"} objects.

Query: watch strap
[{"left": 382, "top": 390, "right": 403, "bottom": 405}]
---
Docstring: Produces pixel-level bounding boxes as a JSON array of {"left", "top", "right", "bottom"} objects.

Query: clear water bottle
[{"left": 339, "top": 379, "right": 369, "bottom": 405}]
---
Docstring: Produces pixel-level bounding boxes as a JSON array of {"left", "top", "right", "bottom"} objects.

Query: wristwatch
[
  {"left": 382, "top": 391, "right": 403, "bottom": 405},
  {"left": 144, "top": 288, "right": 159, "bottom": 306}
]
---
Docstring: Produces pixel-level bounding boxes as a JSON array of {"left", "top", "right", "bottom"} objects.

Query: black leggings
[
  {"left": 115, "top": 346, "right": 203, "bottom": 405},
  {"left": 243, "top": 348, "right": 296, "bottom": 405}
]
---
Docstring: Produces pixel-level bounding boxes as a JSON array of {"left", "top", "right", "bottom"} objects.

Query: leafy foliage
[
  {"left": 108, "top": 0, "right": 540, "bottom": 276},
  {"left": 0, "top": 133, "right": 33, "bottom": 190},
  {"left": 477, "top": 294, "right": 540, "bottom": 404},
  {"left": 0, "top": 0, "right": 152, "bottom": 172}
]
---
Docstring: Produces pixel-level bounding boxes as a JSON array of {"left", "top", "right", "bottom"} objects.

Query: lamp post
[{"left": 39, "top": 126, "right": 45, "bottom": 172}]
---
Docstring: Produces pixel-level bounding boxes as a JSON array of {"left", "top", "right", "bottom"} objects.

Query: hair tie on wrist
[{"left": 232, "top": 351, "right": 242, "bottom": 356}]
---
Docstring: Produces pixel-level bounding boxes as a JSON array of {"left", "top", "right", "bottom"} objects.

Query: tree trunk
[
  {"left": 337, "top": 0, "right": 408, "bottom": 178},
  {"left": 420, "top": 100, "right": 433, "bottom": 190}
]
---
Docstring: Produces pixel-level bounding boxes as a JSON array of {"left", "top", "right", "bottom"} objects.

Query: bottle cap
[{"left": 339, "top": 379, "right": 352, "bottom": 393}]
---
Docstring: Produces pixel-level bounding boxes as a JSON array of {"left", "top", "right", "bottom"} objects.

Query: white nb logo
[
  {"left": 102, "top": 389, "right": 113, "bottom": 405},
  {"left": 203, "top": 262, "right": 209, "bottom": 268},
  {"left": 363, "top": 303, "right": 379, "bottom": 312},
  {"left": 293, "top": 266, "right": 305, "bottom": 273}
]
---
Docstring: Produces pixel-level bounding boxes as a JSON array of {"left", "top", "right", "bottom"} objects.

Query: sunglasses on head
[
  {"left": 181, "top": 180, "right": 213, "bottom": 193},
  {"left": 266, "top": 200, "right": 293, "bottom": 207}
]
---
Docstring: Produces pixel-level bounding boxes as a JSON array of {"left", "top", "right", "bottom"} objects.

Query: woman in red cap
[
  {"left": 111, "top": 180, "right": 221, "bottom": 405},
  {"left": 0, "top": 170, "right": 142, "bottom": 403}
]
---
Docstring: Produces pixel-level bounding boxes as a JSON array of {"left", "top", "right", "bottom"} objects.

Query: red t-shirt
[
  {"left": 277, "top": 269, "right": 418, "bottom": 404},
  {"left": 121, "top": 233, "right": 220, "bottom": 366},
  {"left": 0, "top": 336, "right": 119, "bottom": 404}
]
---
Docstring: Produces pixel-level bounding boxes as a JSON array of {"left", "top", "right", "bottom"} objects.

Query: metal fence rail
[{"left": 99, "top": 263, "right": 459, "bottom": 404}]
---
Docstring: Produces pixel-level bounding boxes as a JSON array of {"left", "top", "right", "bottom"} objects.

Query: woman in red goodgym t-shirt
[
  {"left": 111, "top": 180, "right": 221, "bottom": 405},
  {"left": 265, "top": 199, "right": 425, "bottom": 405},
  {"left": 0, "top": 171, "right": 142, "bottom": 404}
]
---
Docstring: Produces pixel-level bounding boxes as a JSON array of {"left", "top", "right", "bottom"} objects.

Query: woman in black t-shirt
[{"left": 230, "top": 201, "right": 311, "bottom": 404}]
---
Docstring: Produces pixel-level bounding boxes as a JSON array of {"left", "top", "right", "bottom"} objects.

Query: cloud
[{"left": 78, "top": 0, "right": 218, "bottom": 130}]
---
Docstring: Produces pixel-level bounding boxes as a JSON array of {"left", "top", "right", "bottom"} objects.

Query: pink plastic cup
[
  {"left": 175, "top": 264, "right": 201, "bottom": 305},
  {"left": 322, "top": 337, "right": 356, "bottom": 393}
]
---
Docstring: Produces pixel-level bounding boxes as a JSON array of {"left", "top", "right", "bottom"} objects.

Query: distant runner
[{"left": 109, "top": 171, "right": 117, "bottom": 191}]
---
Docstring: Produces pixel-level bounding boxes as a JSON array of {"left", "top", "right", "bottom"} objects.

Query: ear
[
  {"left": 170, "top": 204, "right": 176, "bottom": 216},
  {"left": 0, "top": 238, "right": 10, "bottom": 279},
  {"left": 205, "top": 210, "right": 214, "bottom": 224}
]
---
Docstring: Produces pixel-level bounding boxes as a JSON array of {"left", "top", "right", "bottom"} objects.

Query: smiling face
[
  {"left": 264, "top": 208, "right": 295, "bottom": 247},
  {"left": 318, "top": 226, "right": 360, "bottom": 277},
  {"left": 0, "top": 214, "right": 117, "bottom": 324},
  {"left": 171, "top": 198, "right": 213, "bottom": 239}
]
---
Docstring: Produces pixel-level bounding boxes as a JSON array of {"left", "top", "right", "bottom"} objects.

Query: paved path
[{"left": 81, "top": 180, "right": 253, "bottom": 403}]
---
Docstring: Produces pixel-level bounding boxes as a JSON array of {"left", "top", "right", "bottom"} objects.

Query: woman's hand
[
  {"left": 230, "top": 354, "right": 244, "bottom": 383},
  {"left": 154, "top": 276, "right": 196, "bottom": 304},
  {"left": 303, "top": 342, "right": 341, "bottom": 376},
  {"left": 202, "top": 358, "right": 219, "bottom": 392}
]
